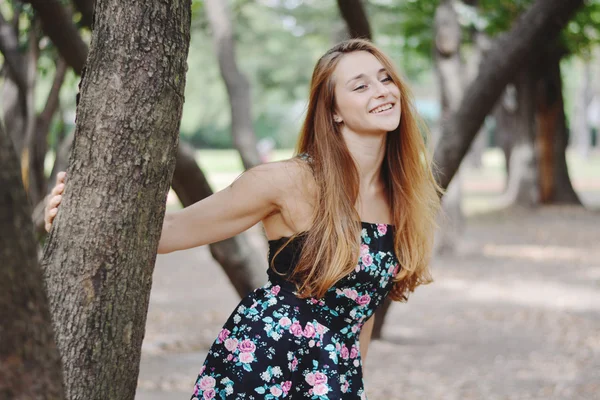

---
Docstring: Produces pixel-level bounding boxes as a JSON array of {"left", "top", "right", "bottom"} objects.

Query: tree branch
[
  {"left": 23, "top": 0, "right": 88, "bottom": 74},
  {"left": 0, "top": 12, "right": 27, "bottom": 94},
  {"left": 433, "top": 0, "right": 584, "bottom": 191},
  {"left": 336, "top": 0, "right": 372, "bottom": 40}
]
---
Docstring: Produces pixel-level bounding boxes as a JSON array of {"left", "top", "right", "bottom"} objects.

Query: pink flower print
[
  {"left": 340, "top": 345, "right": 349, "bottom": 360},
  {"left": 199, "top": 376, "right": 216, "bottom": 390},
  {"left": 270, "top": 386, "right": 283, "bottom": 397},
  {"left": 350, "top": 346, "right": 358, "bottom": 359},
  {"left": 377, "top": 224, "right": 387, "bottom": 235},
  {"left": 303, "top": 322, "right": 316, "bottom": 338},
  {"left": 341, "top": 380, "right": 350, "bottom": 393},
  {"left": 203, "top": 389, "right": 216, "bottom": 400},
  {"left": 313, "top": 383, "right": 329, "bottom": 395},
  {"left": 360, "top": 244, "right": 369, "bottom": 256},
  {"left": 289, "top": 321, "right": 303, "bottom": 337},
  {"left": 239, "top": 352, "right": 254, "bottom": 364},
  {"left": 224, "top": 338, "right": 238, "bottom": 352},
  {"left": 199, "top": 365, "right": 206, "bottom": 375},
  {"left": 361, "top": 254, "right": 373, "bottom": 267},
  {"left": 282, "top": 380, "right": 292, "bottom": 393},
  {"left": 218, "top": 328, "right": 230, "bottom": 343},
  {"left": 351, "top": 324, "right": 359, "bottom": 333},
  {"left": 393, "top": 264, "right": 399, "bottom": 275},
  {"left": 343, "top": 288, "right": 358, "bottom": 300},
  {"left": 388, "top": 265, "right": 395, "bottom": 274},
  {"left": 314, "top": 372, "right": 328, "bottom": 385},
  {"left": 271, "top": 285, "right": 281, "bottom": 295},
  {"left": 305, "top": 372, "right": 316, "bottom": 386},
  {"left": 278, "top": 316, "right": 292, "bottom": 327},
  {"left": 238, "top": 339, "right": 256, "bottom": 353},
  {"left": 315, "top": 322, "right": 326, "bottom": 335},
  {"left": 227, "top": 354, "right": 233, "bottom": 361},
  {"left": 290, "top": 356, "right": 298, "bottom": 371},
  {"left": 356, "top": 294, "right": 371, "bottom": 306}
]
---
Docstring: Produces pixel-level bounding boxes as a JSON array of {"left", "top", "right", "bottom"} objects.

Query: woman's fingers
[{"left": 44, "top": 172, "right": 66, "bottom": 233}]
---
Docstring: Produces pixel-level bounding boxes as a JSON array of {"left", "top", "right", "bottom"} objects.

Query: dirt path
[{"left": 135, "top": 206, "right": 599, "bottom": 400}]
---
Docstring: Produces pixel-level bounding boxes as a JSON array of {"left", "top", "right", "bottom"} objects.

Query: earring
[{"left": 334, "top": 117, "right": 342, "bottom": 123}]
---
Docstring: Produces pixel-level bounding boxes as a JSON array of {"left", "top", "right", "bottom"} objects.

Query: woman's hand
[{"left": 44, "top": 172, "right": 66, "bottom": 232}]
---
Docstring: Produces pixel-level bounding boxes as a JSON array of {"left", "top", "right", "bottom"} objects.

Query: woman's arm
[
  {"left": 45, "top": 161, "right": 299, "bottom": 253},
  {"left": 158, "top": 162, "right": 287, "bottom": 253},
  {"left": 359, "top": 314, "right": 375, "bottom": 370}
]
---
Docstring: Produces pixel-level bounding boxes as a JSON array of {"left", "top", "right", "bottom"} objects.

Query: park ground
[{"left": 135, "top": 149, "right": 600, "bottom": 400}]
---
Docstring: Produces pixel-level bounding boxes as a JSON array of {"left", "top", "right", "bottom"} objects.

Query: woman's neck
[{"left": 341, "top": 128, "right": 387, "bottom": 192}]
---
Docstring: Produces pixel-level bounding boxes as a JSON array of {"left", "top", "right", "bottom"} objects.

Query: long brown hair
[{"left": 276, "top": 39, "right": 442, "bottom": 302}]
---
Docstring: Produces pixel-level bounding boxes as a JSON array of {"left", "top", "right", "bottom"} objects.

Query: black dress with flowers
[{"left": 190, "top": 222, "right": 399, "bottom": 400}]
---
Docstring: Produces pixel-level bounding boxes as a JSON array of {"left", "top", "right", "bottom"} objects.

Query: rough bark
[
  {"left": 535, "top": 51, "right": 581, "bottom": 204},
  {"left": 40, "top": 1, "right": 191, "bottom": 398},
  {"left": 336, "top": 0, "right": 372, "bottom": 40},
  {"left": 433, "top": 0, "right": 584, "bottom": 192},
  {"left": 0, "top": 123, "right": 65, "bottom": 400},
  {"left": 23, "top": 0, "right": 87, "bottom": 75},
  {"left": 204, "top": 0, "right": 261, "bottom": 169},
  {"left": 172, "top": 141, "right": 267, "bottom": 297}
]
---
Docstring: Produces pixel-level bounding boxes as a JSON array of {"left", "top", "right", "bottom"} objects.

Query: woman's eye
[
  {"left": 381, "top": 76, "right": 392, "bottom": 83},
  {"left": 353, "top": 84, "right": 367, "bottom": 91}
]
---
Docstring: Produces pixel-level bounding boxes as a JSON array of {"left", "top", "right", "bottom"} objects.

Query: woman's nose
[{"left": 373, "top": 80, "right": 390, "bottom": 97}]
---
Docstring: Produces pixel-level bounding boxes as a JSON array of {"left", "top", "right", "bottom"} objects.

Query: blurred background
[{"left": 1, "top": 0, "right": 598, "bottom": 399}]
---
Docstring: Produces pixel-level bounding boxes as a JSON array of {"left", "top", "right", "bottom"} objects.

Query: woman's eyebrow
[{"left": 345, "top": 68, "right": 387, "bottom": 85}]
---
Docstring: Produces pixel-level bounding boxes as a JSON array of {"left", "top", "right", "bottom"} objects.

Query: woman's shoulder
[{"left": 243, "top": 155, "right": 316, "bottom": 194}]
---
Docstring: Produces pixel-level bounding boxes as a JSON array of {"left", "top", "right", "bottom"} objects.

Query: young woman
[{"left": 45, "top": 39, "right": 441, "bottom": 399}]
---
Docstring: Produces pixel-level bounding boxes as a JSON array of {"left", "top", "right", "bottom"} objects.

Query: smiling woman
[{"left": 45, "top": 38, "right": 441, "bottom": 399}]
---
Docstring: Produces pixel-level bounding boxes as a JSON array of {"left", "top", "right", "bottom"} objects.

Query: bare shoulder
[{"left": 238, "top": 157, "right": 315, "bottom": 196}]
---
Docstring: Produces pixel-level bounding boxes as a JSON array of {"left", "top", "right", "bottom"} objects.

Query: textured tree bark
[
  {"left": 204, "top": 0, "right": 261, "bottom": 169},
  {"left": 23, "top": 0, "right": 87, "bottom": 75},
  {"left": 336, "top": 0, "right": 372, "bottom": 40},
  {"left": 172, "top": 141, "right": 267, "bottom": 297},
  {"left": 40, "top": 1, "right": 191, "bottom": 398},
  {"left": 433, "top": 0, "right": 584, "bottom": 192},
  {"left": 0, "top": 123, "right": 65, "bottom": 400},
  {"left": 535, "top": 51, "right": 581, "bottom": 204}
]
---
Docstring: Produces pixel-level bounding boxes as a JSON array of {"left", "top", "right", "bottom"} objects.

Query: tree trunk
[
  {"left": 502, "top": 66, "right": 539, "bottom": 207},
  {"left": 432, "top": 0, "right": 465, "bottom": 255},
  {"left": 535, "top": 50, "right": 581, "bottom": 204},
  {"left": 40, "top": 1, "right": 191, "bottom": 398},
  {"left": 433, "top": 0, "right": 584, "bottom": 192},
  {"left": 27, "top": 58, "right": 67, "bottom": 207},
  {"left": 204, "top": 0, "right": 261, "bottom": 169},
  {"left": 0, "top": 123, "right": 65, "bottom": 400},
  {"left": 573, "top": 61, "right": 592, "bottom": 158},
  {"left": 336, "top": 0, "right": 372, "bottom": 40},
  {"left": 172, "top": 141, "right": 267, "bottom": 297}
]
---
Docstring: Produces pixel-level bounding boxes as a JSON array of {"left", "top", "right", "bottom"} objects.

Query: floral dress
[{"left": 191, "top": 222, "right": 399, "bottom": 399}]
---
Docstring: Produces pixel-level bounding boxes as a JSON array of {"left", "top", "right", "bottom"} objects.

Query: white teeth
[{"left": 370, "top": 103, "right": 393, "bottom": 114}]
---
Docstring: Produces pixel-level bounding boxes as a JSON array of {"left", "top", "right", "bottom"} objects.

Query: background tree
[
  {"left": 40, "top": 0, "right": 192, "bottom": 397},
  {"left": 0, "top": 121, "right": 65, "bottom": 399}
]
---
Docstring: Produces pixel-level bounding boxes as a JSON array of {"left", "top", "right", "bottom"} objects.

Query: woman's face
[{"left": 332, "top": 51, "right": 401, "bottom": 135}]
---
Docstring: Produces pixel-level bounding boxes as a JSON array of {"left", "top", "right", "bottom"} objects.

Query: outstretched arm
[{"left": 45, "top": 161, "right": 297, "bottom": 253}]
